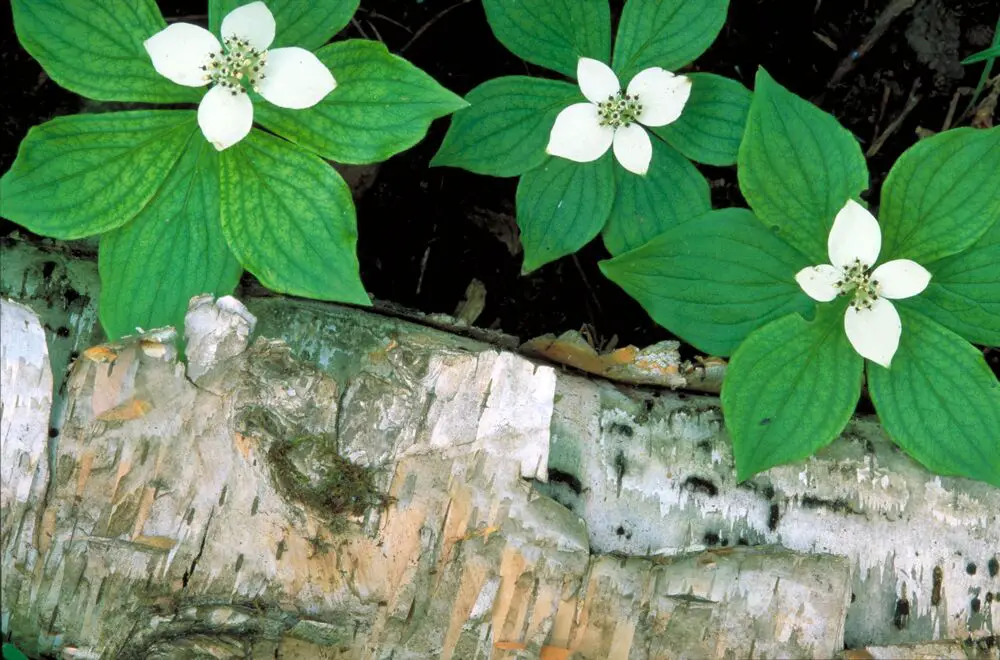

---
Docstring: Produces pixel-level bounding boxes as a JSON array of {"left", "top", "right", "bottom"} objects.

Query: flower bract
[
  {"left": 546, "top": 58, "right": 692, "bottom": 175},
  {"left": 144, "top": 1, "right": 336, "bottom": 150},
  {"left": 795, "top": 200, "right": 931, "bottom": 367}
]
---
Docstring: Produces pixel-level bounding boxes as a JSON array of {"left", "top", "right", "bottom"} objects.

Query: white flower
[
  {"left": 144, "top": 1, "right": 336, "bottom": 151},
  {"left": 545, "top": 58, "right": 692, "bottom": 175},
  {"left": 795, "top": 200, "right": 931, "bottom": 368}
]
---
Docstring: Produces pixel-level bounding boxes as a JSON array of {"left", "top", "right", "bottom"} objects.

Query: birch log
[
  {"left": 251, "top": 298, "right": 1000, "bottom": 652},
  {"left": 1, "top": 299, "right": 53, "bottom": 648},
  {"left": 1, "top": 237, "right": 999, "bottom": 658},
  {"left": 1, "top": 295, "right": 856, "bottom": 659}
]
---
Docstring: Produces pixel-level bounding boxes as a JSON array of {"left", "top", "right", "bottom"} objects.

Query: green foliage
[
  {"left": 0, "top": 111, "right": 197, "bottom": 239},
  {"left": 10, "top": 0, "right": 198, "bottom": 103},
  {"left": 725, "top": 75, "right": 1000, "bottom": 485},
  {"left": 209, "top": 0, "right": 360, "bottom": 50},
  {"left": 2, "top": 643, "right": 29, "bottom": 660},
  {"left": 722, "top": 305, "right": 864, "bottom": 481},
  {"left": 726, "top": 72, "right": 999, "bottom": 485},
  {"left": 431, "top": 77, "right": 580, "bottom": 177},
  {"left": 868, "top": 308, "right": 1000, "bottom": 487},
  {"left": 604, "top": 66, "right": 999, "bottom": 487},
  {"left": 613, "top": 0, "right": 729, "bottom": 80},
  {"left": 481, "top": 0, "right": 611, "bottom": 77},
  {"left": 878, "top": 127, "right": 1000, "bottom": 264},
  {"left": 99, "top": 140, "right": 242, "bottom": 341},
  {"left": 516, "top": 154, "right": 616, "bottom": 273},
  {"left": 652, "top": 73, "right": 752, "bottom": 166},
  {"left": 963, "top": 43, "right": 1000, "bottom": 64},
  {"left": 437, "top": 0, "right": 740, "bottom": 270},
  {"left": 602, "top": 138, "right": 711, "bottom": 255},
  {"left": 6, "top": 0, "right": 466, "bottom": 340},
  {"left": 960, "top": 15, "right": 999, "bottom": 117},
  {"left": 219, "top": 130, "right": 369, "bottom": 304},
  {"left": 738, "top": 68, "right": 869, "bottom": 263},
  {"left": 256, "top": 39, "right": 468, "bottom": 164},
  {"left": 600, "top": 208, "right": 813, "bottom": 356},
  {"left": 905, "top": 220, "right": 1000, "bottom": 347}
]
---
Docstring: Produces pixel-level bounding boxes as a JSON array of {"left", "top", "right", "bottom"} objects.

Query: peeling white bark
[
  {"left": 1, "top": 239, "right": 998, "bottom": 658},
  {"left": 1, "top": 299, "right": 54, "bottom": 634},
  {"left": 0, "top": 296, "right": 855, "bottom": 658},
  {"left": 1, "top": 298, "right": 52, "bottom": 510},
  {"left": 540, "top": 376, "right": 999, "bottom": 647},
  {"left": 184, "top": 294, "right": 258, "bottom": 383},
  {"left": 255, "top": 298, "right": 1000, "bottom": 652}
]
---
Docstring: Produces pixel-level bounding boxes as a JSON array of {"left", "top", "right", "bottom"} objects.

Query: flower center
[
  {"left": 597, "top": 92, "right": 643, "bottom": 129},
  {"left": 836, "top": 258, "right": 880, "bottom": 310},
  {"left": 201, "top": 36, "right": 268, "bottom": 95}
]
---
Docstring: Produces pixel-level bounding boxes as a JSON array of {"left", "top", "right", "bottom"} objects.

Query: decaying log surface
[
  {"left": 0, "top": 238, "right": 104, "bottom": 395},
  {"left": 2, "top": 296, "right": 858, "bottom": 659},
  {"left": 1, "top": 299, "right": 53, "bottom": 637},
  {"left": 1, "top": 237, "right": 998, "bottom": 658},
  {"left": 250, "top": 298, "right": 1000, "bottom": 651}
]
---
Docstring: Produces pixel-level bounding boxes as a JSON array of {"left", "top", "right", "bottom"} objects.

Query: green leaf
[
  {"left": 11, "top": 0, "right": 197, "bottom": 103},
  {"left": 961, "top": 16, "right": 999, "bottom": 119},
  {"left": 431, "top": 77, "right": 579, "bottom": 177},
  {"left": 868, "top": 308, "right": 1000, "bottom": 487},
  {"left": 516, "top": 154, "right": 615, "bottom": 273},
  {"left": 256, "top": 39, "right": 467, "bottom": 164},
  {"left": 99, "top": 140, "right": 242, "bottom": 341},
  {"left": 721, "top": 304, "right": 864, "bottom": 481},
  {"left": 209, "top": 0, "right": 358, "bottom": 51},
  {"left": 481, "top": 0, "right": 611, "bottom": 77},
  {"left": 903, "top": 219, "right": 1000, "bottom": 347},
  {"left": 600, "top": 208, "right": 814, "bottom": 356},
  {"left": 602, "top": 138, "right": 711, "bottom": 255},
  {"left": 2, "top": 644, "right": 29, "bottom": 660},
  {"left": 879, "top": 127, "right": 1000, "bottom": 264},
  {"left": 738, "top": 68, "right": 869, "bottom": 263},
  {"left": 652, "top": 73, "right": 751, "bottom": 166},
  {"left": 612, "top": 0, "right": 729, "bottom": 81},
  {"left": 219, "top": 129, "right": 369, "bottom": 305},
  {"left": 962, "top": 44, "right": 1000, "bottom": 64},
  {"left": 0, "top": 111, "right": 197, "bottom": 240}
]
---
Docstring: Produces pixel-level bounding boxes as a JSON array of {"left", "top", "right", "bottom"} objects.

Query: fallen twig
[
  {"left": 940, "top": 88, "right": 965, "bottom": 132},
  {"left": 828, "top": 0, "right": 917, "bottom": 88},
  {"left": 350, "top": 17, "right": 370, "bottom": 40},
  {"left": 401, "top": 0, "right": 473, "bottom": 53},
  {"left": 871, "top": 84, "right": 892, "bottom": 144},
  {"left": 866, "top": 79, "right": 922, "bottom": 157},
  {"left": 958, "top": 14, "right": 1000, "bottom": 123}
]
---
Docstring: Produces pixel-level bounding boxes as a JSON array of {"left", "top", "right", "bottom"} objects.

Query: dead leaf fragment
[
  {"left": 521, "top": 331, "right": 687, "bottom": 388},
  {"left": 132, "top": 535, "right": 177, "bottom": 551},
  {"left": 139, "top": 339, "right": 169, "bottom": 359},
  {"left": 494, "top": 641, "right": 527, "bottom": 651},
  {"left": 83, "top": 345, "right": 119, "bottom": 363},
  {"left": 97, "top": 398, "right": 152, "bottom": 421}
]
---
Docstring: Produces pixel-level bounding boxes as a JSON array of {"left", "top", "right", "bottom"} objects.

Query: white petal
[
  {"left": 612, "top": 123, "right": 652, "bottom": 175},
  {"left": 844, "top": 297, "right": 901, "bottom": 368},
  {"left": 257, "top": 47, "right": 336, "bottom": 109},
  {"left": 871, "top": 259, "right": 931, "bottom": 300},
  {"left": 577, "top": 58, "right": 621, "bottom": 105},
  {"left": 198, "top": 86, "right": 254, "bottom": 151},
  {"left": 828, "top": 199, "right": 881, "bottom": 270},
  {"left": 221, "top": 1, "right": 276, "bottom": 51},
  {"left": 546, "top": 103, "right": 614, "bottom": 163},
  {"left": 626, "top": 67, "right": 692, "bottom": 127},
  {"left": 795, "top": 264, "right": 841, "bottom": 302},
  {"left": 144, "top": 23, "right": 220, "bottom": 87}
]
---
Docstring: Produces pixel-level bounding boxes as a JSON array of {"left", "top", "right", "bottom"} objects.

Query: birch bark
[{"left": 1, "top": 238, "right": 997, "bottom": 659}]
